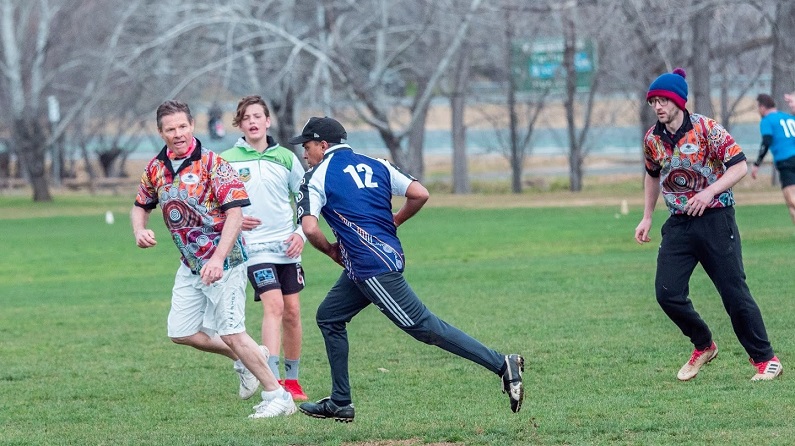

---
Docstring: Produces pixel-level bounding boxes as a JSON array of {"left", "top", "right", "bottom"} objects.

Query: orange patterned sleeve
[
  {"left": 210, "top": 153, "right": 250, "bottom": 210},
  {"left": 134, "top": 160, "right": 159, "bottom": 210},
  {"left": 705, "top": 119, "right": 743, "bottom": 163}
]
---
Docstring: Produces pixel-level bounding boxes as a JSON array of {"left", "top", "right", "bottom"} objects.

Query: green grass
[{"left": 1, "top": 194, "right": 794, "bottom": 445}]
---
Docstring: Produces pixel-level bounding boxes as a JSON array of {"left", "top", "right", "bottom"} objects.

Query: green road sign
[{"left": 512, "top": 39, "right": 595, "bottom": 93}]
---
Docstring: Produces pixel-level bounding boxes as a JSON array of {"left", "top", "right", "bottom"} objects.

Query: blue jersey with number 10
[
  {"left": 297, "top": 145, "right": 416, "bottom": 282},
  {"left": 760, "top": 111, "right": 795, "bottom": 163}
]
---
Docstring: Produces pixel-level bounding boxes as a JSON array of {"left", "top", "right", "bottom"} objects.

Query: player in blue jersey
[
  {"left": 752, "top": 94, "right": 795, "bottom": 224},
  {"left": 290, "top": 117, "right": 524, "bottom": 422}
]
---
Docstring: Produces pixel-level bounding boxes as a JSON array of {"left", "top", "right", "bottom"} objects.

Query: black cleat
[
  {"left": 502, "top": 354, "right": 525, "bottom": 413},
  {"left": 299, "top": 397, "right": 355, "bottom": 423}
]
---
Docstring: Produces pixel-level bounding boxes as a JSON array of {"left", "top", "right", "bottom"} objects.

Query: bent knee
[{"left": 219, "top": 332, "right": 245, "bottom": 347}]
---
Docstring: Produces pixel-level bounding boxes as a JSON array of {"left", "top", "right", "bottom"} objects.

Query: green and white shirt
[{"left": 220, "top": 136, "right": 305, "bottom": 264}]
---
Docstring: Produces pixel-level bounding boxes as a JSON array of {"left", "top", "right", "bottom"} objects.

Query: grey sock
[
  {"left": 284, "top": 358, "right": 300, "bottom": 380},
  {"left": 267, "top": 355, "right": 281, "bottom": 379}
]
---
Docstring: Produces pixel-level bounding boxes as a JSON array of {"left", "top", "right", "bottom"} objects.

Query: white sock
[{"left": 260, "top": 387, "right": 286, "bottom": 402}]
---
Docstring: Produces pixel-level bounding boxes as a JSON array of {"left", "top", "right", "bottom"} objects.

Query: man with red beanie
[{"left": 634, "top": 68, "right": 783, "bottom": 382}]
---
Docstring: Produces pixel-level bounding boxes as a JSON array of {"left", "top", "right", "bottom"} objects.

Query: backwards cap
[{"left": 287, "top": 117, "right": 347, "bottom": 145}]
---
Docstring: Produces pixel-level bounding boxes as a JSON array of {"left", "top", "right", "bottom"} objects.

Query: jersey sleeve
[
  {"left": 134, "top": 161, "right": 159, "bottom": 209},
  {"left": 288, "top": 153, "right": 306, "bottom": 197},
  {"left": 376, "top": 158, "right": 416, "bottom": 196},
  {"left": 706, "top": 119, "right": 744, "bottom": 165},
  {"left": 210, "top": 154, "right": 251, "bottom": 211},
  {"left": 642, "top": 128, "right": 662, "bottom": 177},
  {"left": 297, "top": 164, "right": 327, "bottom": 222},
  {"left": 760, "top": 116, "right": 774, "bottom": 136}
]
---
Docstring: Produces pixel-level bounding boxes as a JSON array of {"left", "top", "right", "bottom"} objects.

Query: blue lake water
[{"left": 130, "top": 122, "right": 764, "bottom": 160}]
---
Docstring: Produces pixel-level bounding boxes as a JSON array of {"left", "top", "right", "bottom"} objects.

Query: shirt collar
[
  {"left": 166, "top": 137, "right": 197, "bottom": 160},
  {"left": 325, "top": 143, "right": 351, "bottom": 156}
]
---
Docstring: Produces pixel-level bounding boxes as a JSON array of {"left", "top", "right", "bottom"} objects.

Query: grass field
[{"left": 1, "top": 192, "right": 793, "bottom": 445}]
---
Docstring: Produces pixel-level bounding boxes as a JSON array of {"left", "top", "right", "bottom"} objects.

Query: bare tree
[
  {"left": 3, "top": 0, "right": 791, "bottom": 201},
  {"left": 560, "top": 2, "right": 609, "bottom": 192},
  {"left": 690, "top": 6, "right": 714, "bottom": 116},
  {"left": 0, "top": 0, "right": 152, "bottom": 201},
  {"left": 449, "top": 47, "right": 471, "bottom": 194},
  {"left": 308, "top": 0, "right": 484, "bottom": 178},
  {"left": 770, "top": 0, "right": 795, "bottom": 100},
  {"left": 0, "top": 0, "right": 68, "bottom": 201}
]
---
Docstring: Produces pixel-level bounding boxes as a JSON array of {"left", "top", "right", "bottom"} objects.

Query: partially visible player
[
  {"left": 751, "top": 93, "right": 795, "bottom": 224},
  {"left": 783, "top": 92, "right": 795, "bottom": 114},
  {"left": 220, "top": 95, "right": 309, "bottom": 401}
]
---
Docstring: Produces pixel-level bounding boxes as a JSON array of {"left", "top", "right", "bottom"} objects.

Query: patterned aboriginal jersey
[
  {"left": 134, "top": 138, "right": 251, "bottom": 274},
  {"left": 644, "top": 111, "right": 746, "bottom": 215},
  {"left": 297, "top": 145, "right": 415, "bottom": 282}
]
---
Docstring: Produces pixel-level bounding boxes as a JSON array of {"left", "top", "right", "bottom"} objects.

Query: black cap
[{"left": 288, "top": 117, "right": 347, "bottom": 145}]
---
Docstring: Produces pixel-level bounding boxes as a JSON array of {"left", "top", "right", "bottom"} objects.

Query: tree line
[{"left": 1, "top": 0, "right": 793, "bottom": 201}]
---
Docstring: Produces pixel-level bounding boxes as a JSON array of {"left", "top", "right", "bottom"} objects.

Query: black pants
[
  {"left": 655, "top": 207, "right": 774, "bottom": 363},
  {"left": 316, "top": 271, "right": 505, "bottom": 404}
]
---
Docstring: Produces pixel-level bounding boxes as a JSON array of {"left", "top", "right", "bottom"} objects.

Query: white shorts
[{"left": 167, "top": 263, "right": 248, "bottom": 338}]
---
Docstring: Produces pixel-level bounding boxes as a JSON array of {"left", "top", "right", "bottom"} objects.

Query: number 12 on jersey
[{"left": 343, "top": 164, "right": 379, "bottom": 188}]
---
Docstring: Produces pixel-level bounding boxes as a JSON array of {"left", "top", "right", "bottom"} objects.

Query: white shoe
[
  {"left": 677, "top": 342, "right": 718, "bottom": 381},
  {"left": 234, "top": 345, "right": 270, "bottom": 400},
  {"left": 249, "top": 392, "right": 296, "bottom": 418},
  {"left": 750, "top": 356, "right": 783, "bottom": 381},
  {"left": 234, "top": 360, "right": 259, "bottom": 400}
]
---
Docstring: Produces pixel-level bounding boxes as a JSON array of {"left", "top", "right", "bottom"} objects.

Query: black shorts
[
  {"left": 775, "top": 156, "right": 795, "bottom": 188},
  {"left": 246, "top": 263, "right": 305, "bottom": 301}
]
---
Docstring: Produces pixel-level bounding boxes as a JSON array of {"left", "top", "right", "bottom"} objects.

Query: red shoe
[
  {"left": 750, "top": 356, "right": 783, "bottom": 381},
  {"left": 282, "top": 379, "right": 308, "bottom": 401}
]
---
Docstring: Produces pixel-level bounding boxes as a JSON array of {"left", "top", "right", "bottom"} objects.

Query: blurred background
[{"left": 1, "top": 0, "right": 793, "bottom": 201}]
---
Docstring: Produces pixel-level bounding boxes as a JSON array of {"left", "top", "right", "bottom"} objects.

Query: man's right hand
[
  {"left": 634, "top": 218, "right": 652, "bottom": 245},
  {"left": 241, "top": 215, "right": 261, "bottom": 231},
  {"left": 328, "top": 242, "right": 343, "bottom": 266},
  {"left": 751, "top": 164, "right": 760, "bottom": 180},
  {"left": 134, "top": 228, "right": 157, "bottom": 248}
]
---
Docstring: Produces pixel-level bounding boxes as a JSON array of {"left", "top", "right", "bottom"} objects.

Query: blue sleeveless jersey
[{"left": 297, "top": 145, "right": 415, "bottom": 282}]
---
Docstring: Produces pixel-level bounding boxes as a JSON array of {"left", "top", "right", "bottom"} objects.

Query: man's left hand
[
  {"left": 685, "top": 190, "right": 712, "bottom": 216},
  {"left": 284, "top": 233, "right": 305, "bottom": 258}
]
